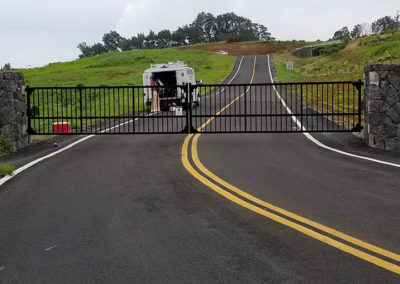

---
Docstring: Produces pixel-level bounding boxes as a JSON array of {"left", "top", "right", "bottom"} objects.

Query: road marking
[
  {"left": 0, "top": 57, "right": 247, "bottom": 188},
  {"left": 198, "top": 56, "right": 257, "bottom": 131},
  {"left": 182, "top": 55, "right": 400, "bottom": 274},
  {"left": 0, "top": 56, "right": 246, "bottom": 187},
  {"left": 203, "top": 56, "right": 245, "bottom": 99},
  {"left": 182, "top": 135, "right": 400, "bottom": 275},
  {"left": 191, "top": 134, "right": 400, "bottom": 263},
  {"left": 0, "top": 115, "right": 150, "bottom": 187},
  {"left": 266, "top": 55, "right": 400, "bottom": 169}
]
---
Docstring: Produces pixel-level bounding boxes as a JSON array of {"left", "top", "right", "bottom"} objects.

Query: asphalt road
[{"left": 1, "top": 55, "right": 400, "bottom": 283}]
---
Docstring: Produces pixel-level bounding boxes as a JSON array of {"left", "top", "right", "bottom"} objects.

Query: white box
[{"left": 175, "top": 106, "right": 183, "bottom": 116}]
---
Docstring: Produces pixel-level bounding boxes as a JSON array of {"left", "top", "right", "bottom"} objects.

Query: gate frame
[{"left": 26, "top": 81, "right": 363, "bottom": 135}]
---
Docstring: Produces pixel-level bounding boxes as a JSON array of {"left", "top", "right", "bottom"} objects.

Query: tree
[
  {"left": 102, "top": 31, "right": 124, "bottom": 52},
  {"left": 371, "top": 16, "right": 398, "bottom": 34},
  {"left": 135, "top": 33, "right": 146, "bottom": 49},
  {"left": 350, "top": 24, "right": 363, "bottom": 39},
  {"left": 1, "top": 63, "right": 11, "bottom": 71},
  {"left": 157, "top": 30, "right": 172, "bottom": 48},
  {"left": 332, "top": 26, "right": 350, "bottom": 40},
  {"left": 119, "top": 38, "right": 134, "bottom": 51},
  {"left": 76, "top": 12, "right": 274, "bottom": 57},
  {"left": 145, "top": 30, "right": 158, "bottom": 49},
  {"left": 253, "top": 24, "right": 272, "bottom": 41},
  {"left": 192, "top": 12, "right": 217, "bottom": 43},
  {"left": 90, "top": 43, "right": 107, "bottom": 56},
  {"left": 77, "top": 42, "right": 92, "bottom": 58},
  {"left": 171, "top": 28, "right": 187, "bottom": 46}
]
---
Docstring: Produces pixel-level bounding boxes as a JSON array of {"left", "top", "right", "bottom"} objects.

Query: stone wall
[
  {"left": 0, "top": 72, "right": 28, "bottom": 152},
  {"left": 364, "top": 65, "right": 400, "bottom": 151}
]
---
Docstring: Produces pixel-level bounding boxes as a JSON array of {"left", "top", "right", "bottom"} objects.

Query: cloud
[
  {"left": 1, "top": 0, "right": 399, "bottom": 67},
  {"left": 115, "top": 0, "right": 233, "bottom": 37}
]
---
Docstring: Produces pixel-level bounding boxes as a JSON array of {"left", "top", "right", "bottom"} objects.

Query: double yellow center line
[{"left": 181, "top": 56, "right": 400, "bottom": 275}]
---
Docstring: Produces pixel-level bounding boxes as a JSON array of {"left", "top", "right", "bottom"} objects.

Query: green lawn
[
  {"left": 19, "top": 48, "right": 236, "bottom": 87},
  {"left": 273, "top": 32, "right": 400, "bottom": 83},
  {"left": 17, "top": 48, "right": 236, "bottom": 133}
]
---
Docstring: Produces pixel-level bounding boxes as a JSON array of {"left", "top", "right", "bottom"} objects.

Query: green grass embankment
[
  {"left": 16, "top": 48, "right": 236, "bottom": 132},
  {"left": 272, "top": 32, "right": 400, "bottom": 127},
  {"left": 273, "top": 32, "right": 400, "bottom": 83},
  {"left": 19, "top": 48, "right": 236, "bottom": 87}
]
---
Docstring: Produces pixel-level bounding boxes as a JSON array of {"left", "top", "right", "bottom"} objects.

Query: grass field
[
  {"left": 19, "top": 48, "right": 236, "bottom": 87},
  {"left": 178, "top": 40, "right": 307, "bottom": 56},
  {"left": 273, "top": 32, "right": 400, "bottom": 83},
  {"left": 270, "top": 33, "right": 400, "bottom": 128},
  {"left": 18, "top": 47, "right": 237, "bottom": 133}
]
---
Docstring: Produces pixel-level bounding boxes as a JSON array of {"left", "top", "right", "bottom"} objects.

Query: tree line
[
  {"left": 77, "top": 12, "right": 273, "bottom": 58},
  {"left": 332, "top": 11, "right": 400, "bottom": 40}
]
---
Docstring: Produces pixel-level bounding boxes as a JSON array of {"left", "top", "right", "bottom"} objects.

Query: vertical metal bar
[
  {"left": 300, "top": 84, "right": 303, "bottom": 131},
  {"left": 331, "top": 83, "right": 333, "bottom": 131},
  {"left": 357, "top": 80, "right": 362, "bottom": 129},
  {"left": 245, "top": 85, "right": 247, "bottom": 132},
  {"left": 79, "top": 88, "right": 83, "bottom": 134},
  {"left": 133, "top": 87, "right": 136, "bottom": 133},
  {"left": 187, "top": 83, "right": 191, "bottom": 134},
  {"left": 347, "top": 83, "right": 350, "bottom": 130}
]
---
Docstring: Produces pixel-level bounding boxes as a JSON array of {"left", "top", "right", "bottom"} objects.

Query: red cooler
[{"left": 52, "top": 122, "right": 71, "bottom": 133}]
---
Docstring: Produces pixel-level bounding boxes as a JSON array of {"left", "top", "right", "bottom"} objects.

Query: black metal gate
[{"left": 27, "top": 81, "right": 362, "bottom": 135}]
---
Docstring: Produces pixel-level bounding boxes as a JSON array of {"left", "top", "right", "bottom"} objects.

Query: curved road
[{"left": 1, "top": 56, "right": 399, "bottom": 283}]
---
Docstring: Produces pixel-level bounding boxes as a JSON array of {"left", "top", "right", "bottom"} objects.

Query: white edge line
[
  {"left": 0, "top": 57, "right": 246, "bottom": 187},
  {"left": 0, "top": 114, "right": 148, "bottom": 187},
  {"left": 266, "top": 55, "right": 400, "bottom": 169}
]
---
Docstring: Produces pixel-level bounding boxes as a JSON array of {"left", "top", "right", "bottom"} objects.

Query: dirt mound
[{"left": 178, "top": 41, "right": 307, "bottom": 56}]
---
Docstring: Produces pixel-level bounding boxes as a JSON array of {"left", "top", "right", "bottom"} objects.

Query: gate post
[
  {"left": 0, "top": 72, "right": 29, "bottom": 152},
  {"left": 364, "top": 64, "right": 400, "bottom": 151}
]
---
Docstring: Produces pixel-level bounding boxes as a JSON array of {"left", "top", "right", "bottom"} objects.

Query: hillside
[
  {"left": 178, "top": 40, "right": 307, "bottom": 56},
  {"left": 273, "top": 32, "right": 400, "bottom": 82},
  {"left": 19, "top": 48, "right": 236, "bottom": 87},
  {"left": 19, "top": 41, "right": 308, "bottom": 87}
]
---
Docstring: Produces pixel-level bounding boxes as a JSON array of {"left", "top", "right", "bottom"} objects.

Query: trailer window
[{"left": 187, "top": 69, "right": 194, "bottom": 75}]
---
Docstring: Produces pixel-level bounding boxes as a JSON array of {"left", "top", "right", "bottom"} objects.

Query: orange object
[{"left": 52, "top": 122, "right": 71, "bottom": 133}]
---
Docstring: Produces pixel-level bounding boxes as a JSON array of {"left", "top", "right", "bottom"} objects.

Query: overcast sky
[{"left": 0, "top": 0, "right": 398, "bottom": 68}]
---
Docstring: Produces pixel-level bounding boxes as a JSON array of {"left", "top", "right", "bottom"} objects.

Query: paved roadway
[{"left": 1, "top": 56, "right": 399, "bottom": 283}]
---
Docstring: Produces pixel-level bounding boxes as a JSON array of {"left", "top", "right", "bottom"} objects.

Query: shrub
[
  {"left": 0, "top": 135, "right": 11, "bottom": 156},
  {"left": 312, "top": 44, "right": 341, "bottom": 56},
  {"left": 0, "top": 164, "right": 14, "bottom": 176}
]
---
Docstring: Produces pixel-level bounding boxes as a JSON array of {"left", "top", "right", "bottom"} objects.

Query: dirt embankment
[{"left": 178, "top": 41, "right": 307, "bottom": 56}]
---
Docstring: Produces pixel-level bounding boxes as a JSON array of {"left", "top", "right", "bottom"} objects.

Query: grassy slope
[
  {"left": 273, "top": 32, "right": 400, "bottom": 83},
  {"left": 19, "top": 48, "right": 236, "bottom": 87},
  {"left": 272, "top": 33, "right": 400, "bottom": 128},
  {"left": 178, "top": 40, "right": 307, "bottom": 56}
]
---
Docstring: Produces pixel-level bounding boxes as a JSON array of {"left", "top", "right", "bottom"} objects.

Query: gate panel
[
  {"left": 192, "top": 81, "right": 362, "bottom": 133},
  {"left": 27, "top": 86, "right": 188, "bottom": 135}
]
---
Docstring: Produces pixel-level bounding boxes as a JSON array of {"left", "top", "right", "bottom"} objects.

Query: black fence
[{"left": 27, "top": 81, "right": 362, "bottom": 135}]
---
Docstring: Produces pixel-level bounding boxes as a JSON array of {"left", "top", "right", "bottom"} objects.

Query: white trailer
[{"left": 143, "top": 61, "right": 200, "bottom": 110}]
